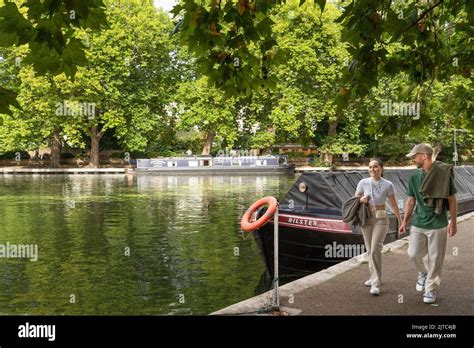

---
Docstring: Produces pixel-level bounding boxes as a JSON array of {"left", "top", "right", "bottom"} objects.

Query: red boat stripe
[{"left": 268, "top": 213, "right": 352, "bottom": 233}]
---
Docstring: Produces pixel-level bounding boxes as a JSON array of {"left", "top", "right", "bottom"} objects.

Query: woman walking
[{"left": 354, "top": 158, "right": 403, "bottom": 295}]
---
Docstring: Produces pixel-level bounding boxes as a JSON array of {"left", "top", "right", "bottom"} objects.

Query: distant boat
[
  {"left": 134, "top": 155, "right": 295, "bottom": 174},
  {"left": 252, "top": 166, "right": 474, "bottom": 279}
]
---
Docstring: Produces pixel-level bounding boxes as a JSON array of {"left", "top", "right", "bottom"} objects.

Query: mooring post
[{"left": 272, "top": 206, "right": 279, "bottom": 310}]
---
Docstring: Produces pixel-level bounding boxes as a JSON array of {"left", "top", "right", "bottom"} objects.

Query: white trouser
[
  {"left": 407, "top": 226, "right": 448, "bottom": 292},
  {"left": 361, "top": 217, "right": 389, "bottom": 287}
]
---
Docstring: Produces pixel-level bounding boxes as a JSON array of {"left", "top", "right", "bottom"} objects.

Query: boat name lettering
[{"left": 287, "top": 217, "right": 319, "bottom": 227}]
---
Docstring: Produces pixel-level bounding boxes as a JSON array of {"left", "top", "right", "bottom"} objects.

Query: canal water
[{"left": 0, "top": 174, "right": 296, "bottom": 315}]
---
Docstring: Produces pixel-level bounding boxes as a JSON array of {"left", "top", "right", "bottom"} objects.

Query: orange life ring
[{"left": 241, "top": 196, "right": 278, "bottom": 232}]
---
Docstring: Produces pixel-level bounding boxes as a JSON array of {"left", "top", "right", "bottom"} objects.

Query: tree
[
  {"left": 0, "top": 0, "right": 176, "bottom": 167},
  {"left": 241, "top": 1, "right": 366, "bottom": 162},
  {"left": 4, "top": 0, "right": 176, "bottom": 167},
  {"left": 62, "top": 0, "right": 176, "bottom": 167},
  {"left": 174, "top": 76, "right": 239, "bottom": 155},
  {"left": 2, "top": 0, "right": 471, "bottom": 164},
  {"left": 0, "top": 48, "right": 72, "bottom": 167},
  {"left": 172, "top": 0, "right": 472, "bottom": 143}
]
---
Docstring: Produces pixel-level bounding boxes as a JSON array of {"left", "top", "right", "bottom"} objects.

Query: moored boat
[
  {"left": 252, "top": 166, "right": 474, "bottom": 279},
  {"left": 135, "top": 155, "right": 295, "bottom": 174}
]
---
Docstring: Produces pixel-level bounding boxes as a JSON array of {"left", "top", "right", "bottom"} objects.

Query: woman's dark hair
[{"left": 369, "top": 157, "right": 384, "bottom": 177}]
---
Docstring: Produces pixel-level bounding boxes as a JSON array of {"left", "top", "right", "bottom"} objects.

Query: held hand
[
  {"left": 397, "top": 214, "right": 403, "bottom": 228},
  {"left": 399, "top": 221, "right": 406, "bottom": 235},
  {"left": 359, "top": 196, "right": 370, "bottom": 205},
  {"left": 448, "top": 222, "right": 457, "bottom": 237}
]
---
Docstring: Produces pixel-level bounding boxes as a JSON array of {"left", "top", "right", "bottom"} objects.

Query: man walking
[{"left": 399, "top": 143, "right": 457, "bottom": 304}]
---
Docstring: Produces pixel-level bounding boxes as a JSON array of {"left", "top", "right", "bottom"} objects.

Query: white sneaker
[
  {"left": 364, "top": 280, "right": 372, "bottom": 287},
  {"left": 423, "top": 290, "right": 437, "bottom": 304},
  {"left": 370, "top": 286, "right": 380, "bottom": 296},
  {"left": 416, "top": 272, "right": 427, "bottom": 292}
]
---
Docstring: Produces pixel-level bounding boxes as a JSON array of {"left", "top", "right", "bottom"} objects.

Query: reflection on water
[{"left": 0, "top": 174, "right": 296, "bottom": 315}]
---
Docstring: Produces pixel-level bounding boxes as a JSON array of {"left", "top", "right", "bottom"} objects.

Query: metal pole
[
  {"left": 272, "top": 207, "right": 279, "bottom": 310},
  {"left": 454, "top": 130, "right": 458, "bottom": 166}
]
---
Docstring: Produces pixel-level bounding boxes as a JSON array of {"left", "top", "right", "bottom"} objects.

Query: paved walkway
[{"left": 212, "top": 214, "right": 473, "bottom": 315}]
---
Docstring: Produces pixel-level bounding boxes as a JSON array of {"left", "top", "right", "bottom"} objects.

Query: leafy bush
[{"left": 366, "top": 136, "right": 414, "bottom": 160}]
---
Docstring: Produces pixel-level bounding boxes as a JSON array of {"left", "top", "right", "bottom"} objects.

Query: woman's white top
[{"left": 355, "top": 177, "right": 395, "bottom": 207}]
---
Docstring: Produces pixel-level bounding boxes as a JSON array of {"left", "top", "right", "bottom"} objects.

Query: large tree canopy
[
  {"left": 171, "top": 1, "right": 472, "bottom": 100},
  {"left": 171, "top": 0, "right": 472, "bottom": 151},
  {"left": 0, "top": 0, "right": 176, "bottom": 167},
  {"left": 337, "top": 0, "right": 473, "bottom": 93},
  {"left": 0, "top": 0, "right": 472, "bottom": 165},
  {"left": 0, "top": 0, "right": 108, "bottom": 114}
]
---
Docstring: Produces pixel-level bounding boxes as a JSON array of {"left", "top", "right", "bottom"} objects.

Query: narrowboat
[
  {"left": 135, "top": 155, "right": 295, "bottom": 174},
  {"left": 252, "top": 166, "right": 474, "bottom": 279}
]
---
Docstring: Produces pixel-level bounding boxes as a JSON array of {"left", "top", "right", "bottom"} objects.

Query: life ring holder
[{"left": 240, "top": 196, "right": 278, "bottom": 233}]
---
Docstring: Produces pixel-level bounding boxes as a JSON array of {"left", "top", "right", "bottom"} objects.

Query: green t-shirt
[{"left": 406, "top": 169, "right": 457, "bottom": 229}]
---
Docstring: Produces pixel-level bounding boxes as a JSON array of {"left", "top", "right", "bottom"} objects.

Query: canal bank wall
[
  {"left": 211, "top": 213, "right": 474, "bottom": 316},
  {"left": 0, "top": 167, "right": 131, "bottom": 174}
]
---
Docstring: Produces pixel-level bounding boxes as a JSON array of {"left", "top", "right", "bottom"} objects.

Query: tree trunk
[
  {"left": 201, "top": 131, "right": 215, "bottom": 155},
  {"left": 432, "top": 142, "right": 442, "bottom": 161},
  {"left": 50, "top": 128, "right": 62, "bottom": 168},
  {"left": 89, "top": 126, "right": 104, "bottom": 168},
  {"left": 322, "top": 120, "right": 338, "bottom": 165}
]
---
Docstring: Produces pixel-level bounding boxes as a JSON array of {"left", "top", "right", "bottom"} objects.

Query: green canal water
[{"left": 0, "top": 174, "right": 296, "bottom": 315}]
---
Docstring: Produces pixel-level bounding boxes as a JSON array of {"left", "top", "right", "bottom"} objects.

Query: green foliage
[
  {"left": 272, "top": 1, "right": 344, "bottom": 137},
  {"left": 369, "top": 135, "right": 414, "bottom": 160},
  {"left": 174, "top": 76, "right": 239, "bottom": 151},
  {"left": 336, "top": 0, "right": 473, "bottom": 112},
  {"left": 0, "top": 1, "right": 176, "bottom": 161},
  {"left": 0, "top": 0, "right": 108, "bottom": 113},
  {"left": 1, "top": 0, "right": 471, "bottom": 165},
  {"left": 70, "top": 0, "right": 176, "bottom": 152},
  {"left": 172, "top": 0, "right": 294, "bottom": 96}
]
